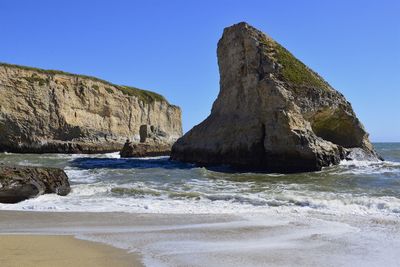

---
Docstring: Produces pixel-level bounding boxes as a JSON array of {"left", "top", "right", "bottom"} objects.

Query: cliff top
[
  {"left": 0, "top": 62, "right": 168, "bottom": 104},
  {"left": 225, "top": 22, "right": 332, "bottom": 90}
]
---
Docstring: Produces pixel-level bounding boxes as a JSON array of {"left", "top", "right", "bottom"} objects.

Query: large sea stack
[
  {"left": 171, "top": 22, "right": 380, "bottom": 173},
  {"left": 0, "top": 63, "right": 182, "bottom": 153}
]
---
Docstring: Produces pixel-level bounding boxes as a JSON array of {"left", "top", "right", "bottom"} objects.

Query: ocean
[
  {"left": 1, "top": 143, "right": 400, "bottom": 266},
  {"left": 0, "top": 143, "right": 399, "bottom": 216}
]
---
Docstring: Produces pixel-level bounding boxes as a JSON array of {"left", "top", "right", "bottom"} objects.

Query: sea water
[
  {"left": 0, "top": 143, "right": 399, "bottom": 218},
  {"left": 1, "top": 143, "right": 400, "bottom": 266}
]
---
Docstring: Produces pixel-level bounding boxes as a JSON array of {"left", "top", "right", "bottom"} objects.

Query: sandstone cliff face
[
  {"left": 171, "top": 22, "right": 379, "bottom": 173},
  {"left": 0, "top": 63, "right": 182, "bottom": 153}
]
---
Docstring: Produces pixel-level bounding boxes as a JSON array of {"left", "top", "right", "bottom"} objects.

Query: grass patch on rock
[
  {"left": 23, "top": 73, "right": 49, "bottom": 86},
  {"left": 1, "top": 62, "right": 167, "bottom": 103},
  {"left": 117, "top": 85, "right": 166, "bottom": 103},
  {"left": 260, "top": 38, "right": 330, "bottom": 90}
]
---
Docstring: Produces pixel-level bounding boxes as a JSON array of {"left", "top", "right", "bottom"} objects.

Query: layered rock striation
[
  {"left": 171, "top": 22, "right": 380, "bottom": 173},
  {"left": 0, "top": 63, "right": 182, "bottom": 153},
  {"left": 0, "top": 165, "right": 70, "bottom": 203}
]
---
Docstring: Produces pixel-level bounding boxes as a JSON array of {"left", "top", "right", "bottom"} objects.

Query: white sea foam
[
  {"left": 2, "top": 147, "right": 400, "bottom": 267},
  {"left": 72, "top": 212, "right": 386, "bottom": 267},
  {"left": 1, "top": 181, "right": 399, "bottom": 218},
  {"left": 0, "top": 151, "right": 399, "bottom": 218},
  {"left": 339, "top": 158, "right": 400, "bottom": 167}
]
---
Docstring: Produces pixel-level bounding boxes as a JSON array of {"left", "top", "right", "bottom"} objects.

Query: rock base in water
[
  {"left": 0, "top": 166, "right": 70, "bottom": 203},
  {"left": 120, "top": 141, "right": 171, "bottom": 158}
]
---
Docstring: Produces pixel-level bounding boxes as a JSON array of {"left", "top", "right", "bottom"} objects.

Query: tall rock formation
[
  {"left": 171, "top": 22, "right": 379, "bottom": 173},
  {"left": 0, "top": 63, "right": 182, "bottom": 153}
]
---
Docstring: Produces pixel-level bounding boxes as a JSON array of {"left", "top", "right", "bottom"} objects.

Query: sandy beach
[
  {"left": 0, "top": 210, "right": 399, "bottom": 267},
  {"left": 0, "top": 234, "right": 142, "bottom": 267},
  {"left": 1, "top": 0, "right": 398, "bottom": 266},
  {"left": 1, "top": 146, "right": 400, "bottom": 266}
]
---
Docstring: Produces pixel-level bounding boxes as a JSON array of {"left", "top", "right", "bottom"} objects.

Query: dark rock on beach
[
  {"left": 171, "top": 22, "right": 380, "bottom": 173},
  {"left": 0, "top": 165, "right": 70, "bottom": 203}
]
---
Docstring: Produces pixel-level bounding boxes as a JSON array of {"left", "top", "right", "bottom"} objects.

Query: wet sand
[
  {"left": 0, "top": 234, "right": 142, "bottom": 267},
  {"left": 0, "top": 210, "right": 399, "bottom": 267}
]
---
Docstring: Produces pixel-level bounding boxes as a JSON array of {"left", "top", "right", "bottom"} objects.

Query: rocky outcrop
[
  {"left": 0, "top": 165, "right": 70, "bottom": 203},
  {"left": 120, "top": 140, "right": 171, "bottom": 157},
  {"left": 0, "top": 63, "right": 182, "bottom": 153},
  {"left": 120, "top": 124, "right": 172, "bottom": 157},
  {"left": 171, "top": 22, "right": 380, "bottom": 173}
]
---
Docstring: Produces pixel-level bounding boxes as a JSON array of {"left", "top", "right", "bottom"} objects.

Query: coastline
[
  {"left": 1, "top": 210, "right": 399, "bottom": 267},
  {"left": 0, "top": 234, "right": 143, "bottom": 267},
  {"left": 1, "top": 144, "right": 399, "bottom": 266}
]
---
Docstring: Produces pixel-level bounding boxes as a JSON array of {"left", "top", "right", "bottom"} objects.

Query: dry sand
[{"left": 0, "top": 234, "right": 142, "bottom": 267}]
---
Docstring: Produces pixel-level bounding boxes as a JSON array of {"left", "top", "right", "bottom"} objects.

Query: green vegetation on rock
[
  {"left": 0, "top": 62, "right": 167, "bottom": 103},
  {"left": 260, "top": 38, "right": 330, "bottom": 90},
  {"left": 117, "top": 85, "right": 166, "bottom": 103},
  {"left": 23, "top": 73, "right": 49, "bottom": 87},
  {"left": 105, "top": 87, "right": 114, "bottom": 94},
  {"left": 311, "top": 109, "right": 361, "bottom": 147}
]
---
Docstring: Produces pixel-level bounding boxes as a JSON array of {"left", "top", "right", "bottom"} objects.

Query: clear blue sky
[{"left": 1, "top": 0, "right": 399, "bottom": 141}]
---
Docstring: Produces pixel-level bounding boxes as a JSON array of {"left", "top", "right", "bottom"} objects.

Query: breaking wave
[{"left": 0, "top": 143, "right": 399, "bottom": 217}]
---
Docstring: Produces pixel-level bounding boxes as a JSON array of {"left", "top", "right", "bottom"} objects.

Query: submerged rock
[
  {"left": 0, "top": 63, "right": 182, "bottom": 153},
  {"left": 0, "top": 165, "right": 70, "bottom": 203},
  {"left": 171, "top": 22, "right": 380, "bottom": 173}
]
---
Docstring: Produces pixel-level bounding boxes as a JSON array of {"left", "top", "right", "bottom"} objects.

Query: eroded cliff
[{"left": 0, "top": 63, "right": 182, "bottom": 153}]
